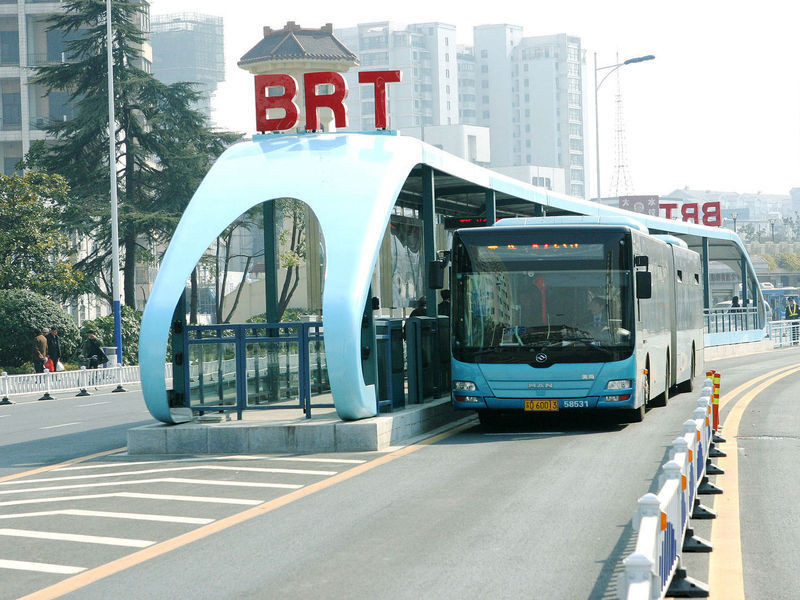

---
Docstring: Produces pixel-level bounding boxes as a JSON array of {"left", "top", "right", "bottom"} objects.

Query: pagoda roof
[{"left": 238, "top": 22, "right": 357, "bottom": 66}]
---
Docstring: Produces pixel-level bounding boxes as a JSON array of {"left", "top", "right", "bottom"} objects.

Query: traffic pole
[{"left": 711, "top": 372, "right": 720, "bottom": 431}]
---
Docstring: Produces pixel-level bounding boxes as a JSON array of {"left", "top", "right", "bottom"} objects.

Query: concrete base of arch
[{"left": 127, "top": 396, "right": 463, "bottom": 455}]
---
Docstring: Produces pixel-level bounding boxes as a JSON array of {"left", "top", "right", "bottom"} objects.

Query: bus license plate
[{"left": 524, "top": 400, "right": 559, "bottom": 411}]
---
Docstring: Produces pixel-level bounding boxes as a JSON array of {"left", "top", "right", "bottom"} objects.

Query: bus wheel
[
  {"left": 625, "top": 368, "right": 648, "bottom": 423},
  {"left": 654, "top": 359, "right": 670, "bottom": 407},
  {"left": 677, "top": 349, "right": 695, "bottom": 393}
]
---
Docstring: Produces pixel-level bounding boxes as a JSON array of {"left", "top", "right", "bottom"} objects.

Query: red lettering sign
[
  {"left": 658, "top": 201, "right": 722, "bottom": 227},
  {"left": 254, "top": 69, "right": 402, "bottom": 133},
  {"left": 701, "top": 201, "right": 721, "bottom": 226},
  {"left": 304, "top": 71, "right": 348, "bottom": 132},
  {"left": 660, "top": 203, "right": 678, "bottom": 220},
  {"left": 358, "top": 70, "right": 403, "bottom": 129},
  {"left": 681, "top": 203, "right": 699, "bottom": 224},
  {"left": 254, "top": 74, "right": 299, "bottom": 132}
]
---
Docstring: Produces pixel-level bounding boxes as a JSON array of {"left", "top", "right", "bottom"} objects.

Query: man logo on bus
[{"left": 535, "top": 353, "right": 548, "bottom": 363}]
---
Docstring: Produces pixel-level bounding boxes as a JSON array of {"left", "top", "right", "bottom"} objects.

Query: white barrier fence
[
  {"left": 619, "top": 381, "right": 718, "bottom": 599},
  {"left": 0, "top": 353, "right": 312, "bottom": 404},
  {"left": 767, "top": 319, "right": 800, "bottom": 348},
  {"left": 0, "top": 364, "right": 175, "bottom": 404}
]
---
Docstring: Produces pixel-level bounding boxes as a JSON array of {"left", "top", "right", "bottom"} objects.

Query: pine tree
[{"left": 24, "top": 0, "right": 239, "bottom": 306}]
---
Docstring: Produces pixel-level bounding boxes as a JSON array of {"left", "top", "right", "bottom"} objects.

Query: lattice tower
[{"left": 610, "top": 67, "right": 634, "bottom": 197}]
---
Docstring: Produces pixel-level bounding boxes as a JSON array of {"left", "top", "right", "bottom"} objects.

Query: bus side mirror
[{"left": 636, "top": 271, "right": 652, "bottom": 299}]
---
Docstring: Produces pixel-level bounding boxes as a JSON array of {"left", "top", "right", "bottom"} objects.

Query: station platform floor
[{"left": 127, "top": 395, "right": 466, "bottom": 455}]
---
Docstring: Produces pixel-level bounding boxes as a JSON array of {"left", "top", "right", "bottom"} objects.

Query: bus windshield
[{"left": 452, "top": 227, "right": 635, "bottom": 364}]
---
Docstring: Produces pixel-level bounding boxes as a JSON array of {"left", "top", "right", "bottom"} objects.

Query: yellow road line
[
  {"left": 18, "top": 421, "right": 474, "bottom": 600},
  {"left": 0, "top": 448, "right": 126, "bottom": 484},
  {"left": 708, "top": 365, "right": 800, "bottom": 600}
]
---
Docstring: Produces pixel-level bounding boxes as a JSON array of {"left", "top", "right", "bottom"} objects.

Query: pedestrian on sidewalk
[
  {"left": 33, "top": 328, "right": 48, "bottom": 373},
  {"left": 82, "top": 331, "right": 108, "bottom": 369},
  {"left": 46, "top": 326, "right": 62, "bottom": 370}
]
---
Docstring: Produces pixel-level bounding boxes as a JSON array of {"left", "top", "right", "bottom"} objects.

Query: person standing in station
[
  {"left": 785, "top": 297, "right": 800, "bottom": 343},
  {"left": 437, "top": 290, "right": 451, "bottom": 317},
  {"left": 33, "top": 328, "right": 48, "bottom": 373}
]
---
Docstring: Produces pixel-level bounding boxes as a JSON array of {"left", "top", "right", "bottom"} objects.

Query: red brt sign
[{"left": 254, "top": 70, "right": 402, "bottom": 133}]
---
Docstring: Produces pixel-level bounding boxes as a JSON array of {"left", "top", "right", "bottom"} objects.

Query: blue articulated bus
[{"left": 450, "top": 216, "right": 704, "bottom": 424}]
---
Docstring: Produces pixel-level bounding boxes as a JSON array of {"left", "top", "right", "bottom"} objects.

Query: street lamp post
[
  {"left": 106, "top": 0, "right": 122, "bottom": 364},
  {"left": 732, "top": 212, "right": 738, "bottom": 232},
  {"left": 770, "top": 218, "right": 776, "bottom": 243},
  {"left": 593, "top": 53, "right": 655, "bottom": 200}
]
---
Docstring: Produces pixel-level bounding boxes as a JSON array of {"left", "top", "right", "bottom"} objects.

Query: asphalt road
[{"left": 0, "top": 348, "right": 798, "bottom": 599}]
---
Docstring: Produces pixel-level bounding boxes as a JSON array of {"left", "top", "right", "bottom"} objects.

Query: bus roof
[{"left": 495, "top": 215, "right": 650, "bottom": 233}]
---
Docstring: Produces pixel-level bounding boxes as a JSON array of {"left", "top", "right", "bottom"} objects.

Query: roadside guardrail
[
  {"left": 619, "top": 377, "right": 722, "bottom": 599},
  {"left": 0, "top": 364, "right": 174, "bottom": 405},
  {"left": 767, "top": 319, "right": 800, "bottom": 348}
]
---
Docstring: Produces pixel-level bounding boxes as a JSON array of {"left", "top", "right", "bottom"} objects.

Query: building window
[
  {"left": 445, "top": 69, "right": 450, "bottom": 77},
  {"left": 483, "top": 110, "right": 490, "bottom": 118},
  {"left": 482, "top": 95, "right": 489, "bottom": 103},
  {"left": 445, "top": 53, "right": 449, "bottom": 62},
  {"left": 524, "top": 79, "right": 529, "bottom": 87},
  {"left": 481, "top": 65, "right": 488, "bottom": 73},
  {"left": 481, "top": 49, "right": 488, "bottom": 58},
  {"left": 445, "top": 37, "right": 449, "bottom": 46},
  {"left": 481, "top": 81, "right": 489, "bottom": 88}
]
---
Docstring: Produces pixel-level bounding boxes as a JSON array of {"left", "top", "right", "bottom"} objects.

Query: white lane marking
[
  {"left": 0, "top": 558, "right": 86, "bottom": 575},
  {"left": 0, "top": 528, "right": 154, "bottom": 548},
  {"left": 0, "top": 477, "right": 302, "bottom": 496},
  {"left": 1, "top": 465, "right": 337, "bottom": 486},
  {"left": 0, "top": 415, "right": 9, "bottom": 418},
  {"left": 269, "top": 457, "right": 367, "bottom": 464},
  {"left": 117, "top": 492, "right": 262, "bottom": 505},
  {"left": 50, "top": 455, "right": 367, "bottom": 473},
  {"left": 0, "top": 509, "right": 214, "bottom": 525},
  {"left": 39, "top": 422, "right": 81, "bottom": 430},
  {"left": 0, "top": 491, "right": 262, "bottom": 508},
  {"left": 77, "top": 402, "right": 109, "bottom": 407}
]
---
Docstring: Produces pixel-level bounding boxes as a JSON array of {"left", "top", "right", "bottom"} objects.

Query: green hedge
[{"left": 0, "top": 289, "right": 80, "bottom": 368}]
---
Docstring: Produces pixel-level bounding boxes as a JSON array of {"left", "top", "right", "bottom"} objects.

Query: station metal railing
[
  {"left": 703, "top": 307, "right": 760, "bottom": 334},
  {"left": 180, "top": 318, "right": 451, "bottom": 420}
]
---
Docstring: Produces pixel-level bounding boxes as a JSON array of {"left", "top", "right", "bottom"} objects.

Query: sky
[{"left": 149, "top": 0, "right": 799, "bottom": 198}]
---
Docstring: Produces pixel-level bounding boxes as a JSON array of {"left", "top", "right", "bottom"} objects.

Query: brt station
[{"left": 136, "top": 132, "right": 767, "bottom": 444}]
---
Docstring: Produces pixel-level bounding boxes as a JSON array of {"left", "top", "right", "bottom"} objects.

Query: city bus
[{"left": 449, "top": 216, "right": 704, "bottom": 424}]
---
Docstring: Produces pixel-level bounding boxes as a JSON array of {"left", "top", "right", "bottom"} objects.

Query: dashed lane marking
[
  {"left": 0, "top": 492, "right": 263, "bottom": 508},
  {"left": 52, "top": 455, "right": 367, "bottom": 472},
  {"left": 0, "top": 559, "right": 86, "bottom": 575},
  {"left": 0, "top": 448, "right": 126, "bottom": 484},
  {"left": 0, "top": 528, "right": 154, "bottom": 548},
  {"left": 0, "top": 509, "right": 214, "bottom": 525},
  {"left": 39, "top": 423, "right": 81, "bottom": 430},
  {"left": 76, "top": 402, "right": 109, "bottom": 407},
  {"left": 0, "top": 465, "right": 338, "bottom": 486},
  {"left": 0, "top": 477, "right": 303, "bottom": 496}
]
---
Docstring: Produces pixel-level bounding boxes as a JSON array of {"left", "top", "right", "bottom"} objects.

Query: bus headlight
[
  {"left": 454, "top": 381, "right": 477, "bottom": 391},
  {"left": 606, "top": 379, "right": 632, "bottom": 390}
]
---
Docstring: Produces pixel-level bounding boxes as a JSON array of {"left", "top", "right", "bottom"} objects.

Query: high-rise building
[
  {"left": 335, "top": 22, "right": 457, "bottom": 131},
  {"left": 338, "top": 21, "right": 589, "bottom": 198},
  {"left": 151, "top": 12, "right": 224, "bottom": 123},
  {"left": 0, "top": 0, "right": 151, "bottom": 175}
]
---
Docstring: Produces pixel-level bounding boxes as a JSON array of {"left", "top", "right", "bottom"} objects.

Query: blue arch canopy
[{"left": 140, "top": 132, "right": 762, "bottom": 424}]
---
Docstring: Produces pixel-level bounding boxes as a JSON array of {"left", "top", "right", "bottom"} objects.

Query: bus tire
[
  {"left": 676, "top": 347, "right": 696, "bottom": 394},
  {"left": 624, "top": 364, "right": 648, "bottom": 423},
  {"left": 654, "top": 358, "right": 670, "bottom": 407}
]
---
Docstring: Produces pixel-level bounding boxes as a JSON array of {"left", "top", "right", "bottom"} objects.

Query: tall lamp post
[
  {"left": 732, "top": 212, "right": 738, "bottom": 232},
  {"left": 593, "top": 53, "right": 655, "bottom": 200},
  {"left": 770, "top": 218, "right": 776, "bottom": 242},
  {"left": 106, "top": 0, "right": 122, "bottom": 364}
]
